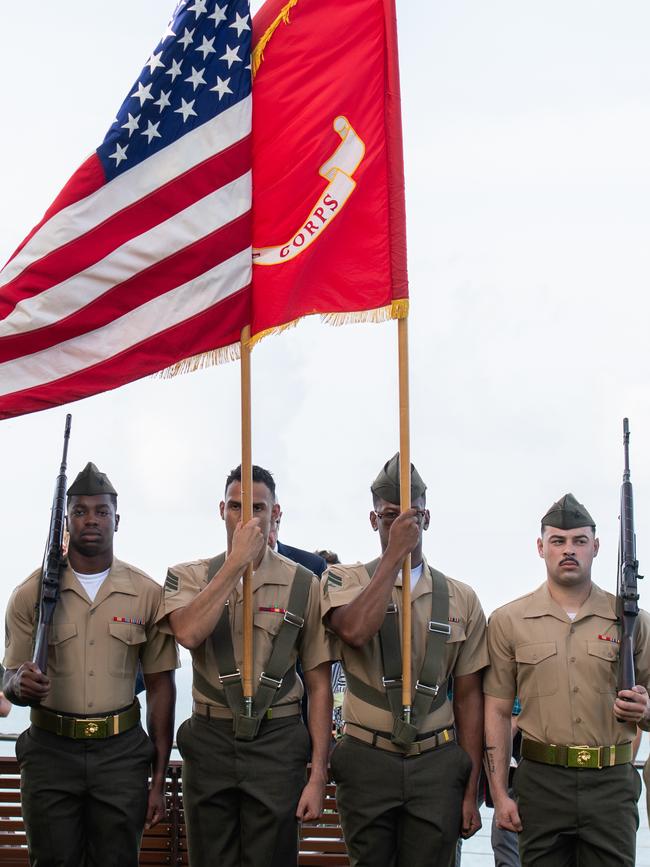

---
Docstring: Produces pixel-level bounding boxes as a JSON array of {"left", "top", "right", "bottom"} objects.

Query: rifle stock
[{"left": 32, "top": 414, "right": 72, "bottom": 673}]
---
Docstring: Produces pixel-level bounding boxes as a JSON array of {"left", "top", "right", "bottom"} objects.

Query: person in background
[{"left": 269, "top": 511, "right": 327, "bottom": 579}]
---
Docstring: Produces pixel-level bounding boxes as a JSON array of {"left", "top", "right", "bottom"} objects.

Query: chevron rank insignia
[
  {"left": 327, "top": 572, "right": 343, "bottom": 589},
  {"left": 164, "top": 572, "right": 179, "bottom": 594}
]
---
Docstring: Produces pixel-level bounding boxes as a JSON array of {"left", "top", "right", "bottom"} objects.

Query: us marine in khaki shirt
[
  {"left": 322, "top": 455, "right": 488, "bottom": 867},
  {"left": 3, "top": 462, "right": 178, "bottom": 867},
  {"left": 484, "top": 493, "right": 650, "bottom": 867},
  {"left": 157, "top": 464, "right": 334, "bottom": 867}
]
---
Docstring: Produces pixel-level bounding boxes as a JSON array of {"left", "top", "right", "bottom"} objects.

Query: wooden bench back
[{"left": 0, "top": 758, "right": 348, "bottom": 866}]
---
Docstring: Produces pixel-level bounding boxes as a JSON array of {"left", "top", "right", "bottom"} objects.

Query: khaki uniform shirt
[
  {"left": 157, "top": 547, "right": 334, "bottom": 707},
  {"left": 3, "top": 559, "right": 179, "bottom": 715},
  {"left": 484, "top": 581, "right": 650, "bottom": 745},
  {"left": 321, "top": 559, "right": 488, "bottom": 733}
]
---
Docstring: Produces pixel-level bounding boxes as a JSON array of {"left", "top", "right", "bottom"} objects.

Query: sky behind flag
[
  {"left": 1, "top": 0, "right": 650, "bottom": 696},
  {"left": 0, "top": 0, "right": 253, "bottom": 420}
]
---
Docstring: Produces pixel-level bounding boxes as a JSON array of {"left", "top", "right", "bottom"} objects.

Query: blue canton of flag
[{"left": 98, "top": 0, "right": 252, "bottom": 179}]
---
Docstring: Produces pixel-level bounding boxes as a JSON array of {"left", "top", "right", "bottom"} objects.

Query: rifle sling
[
  {"left": 197, "top": 554, "right": 310, "bottom": 738},
  {"left": 345, "top": 558, "right": 450, "bottom": 744}
]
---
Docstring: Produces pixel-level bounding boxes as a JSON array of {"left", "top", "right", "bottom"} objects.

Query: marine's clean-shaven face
[{"left": 66, "top": 494, "right": 119, "bottom": 559}]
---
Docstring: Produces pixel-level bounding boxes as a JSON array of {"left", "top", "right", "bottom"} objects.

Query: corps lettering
[{"left": 280, "top": 194, "right": 339, "bottom": 259}]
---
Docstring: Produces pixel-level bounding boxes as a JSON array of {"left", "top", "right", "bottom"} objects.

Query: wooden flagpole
[
  {"left": 240, "top": 325, "right": 254, "bottom": 717},
  {"left": 398, "top": 315, "right": 412, "bottom": 722}
]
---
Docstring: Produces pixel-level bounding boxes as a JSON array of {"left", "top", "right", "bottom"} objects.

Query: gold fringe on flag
[
  {"left": 247, "top": 299, "right": 409, "bottom": 349},
  {"left": 251, "top": 0, "right": 300, "bottom": 78},
  {"left": 156, "top": 341, "right": 241, "bottom": 379},
  {"left": 322, "top": 298, "right": 409, "bottom": 328}
]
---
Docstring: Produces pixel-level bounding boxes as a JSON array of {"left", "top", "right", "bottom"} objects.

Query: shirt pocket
[
  {"left": 252, "top": 611, "right": 284, "bottom": 672},
  {"left": 253, "top": 611, "right": 284, "bottom": 636},
  {"left": 440, "top": 622, "right": 467, "bottom": 677},
  {"left": 586, "top": 640, "right": 619, "bottom": 694},
  {"left": 107, "top": 621, "right": 147, "bottom": 679},
  {"left": 515, "top": 641, "right": 558, "bottom": 697},
  {"left": 47, "top": 623, "right": 78, "bottom": 678}
]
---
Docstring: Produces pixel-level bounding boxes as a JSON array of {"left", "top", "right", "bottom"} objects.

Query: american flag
[{"left": 0, "top": 0, "right": 252, "bottom": 420}]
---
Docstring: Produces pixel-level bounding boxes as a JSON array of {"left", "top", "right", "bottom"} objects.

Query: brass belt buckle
[
  {"left": 75, "top": 717, "right": 107, "bottom": 739},
  {"left": 568, "top": 745, "right": 601, "bottom": 769}
]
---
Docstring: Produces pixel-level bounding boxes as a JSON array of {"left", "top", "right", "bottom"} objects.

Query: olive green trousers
[
  {"left": 330, "top": 734, "right": 472, "bottom": 867},
  {"left": 17, "top": 723, "right": 154, "bottom": 867},
  {"left": 514, "top": 758, "right": 641, "bottom": 866},
  {"left": 177, "top": 713, "right": 310, "bottom": 867}
]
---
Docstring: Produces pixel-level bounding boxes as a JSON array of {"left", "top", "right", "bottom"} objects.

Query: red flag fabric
[
  {"left": 0, "top": 0, "right": 252, "bottom": 420},
  {"left": 250, "top": 0, "right": 408, "bottom": 345}
]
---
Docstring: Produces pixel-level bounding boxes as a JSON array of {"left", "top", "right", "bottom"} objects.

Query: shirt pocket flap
[
  {"left": 587, "top": 640, "right": 619, "bottom": 661},
  {"left": 253, "top": 610, "right": 284, "bottom": 637},
  {"left": 447, "top": 622, "right": 467, "bottom": 644},
  {"left": 48, "top": 623, "right": 78, "bottom": 645},
  {"left": 515, "top": 642, "right": 557, "bottom": 665},
  {"left": 108, "top": 621, "right": 147, "bottom": 646}
]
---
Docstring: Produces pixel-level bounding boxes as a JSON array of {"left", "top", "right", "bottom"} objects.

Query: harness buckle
[
  {"left": 386, "top": 603, "right": 397, "bottom": 613},
  {"left": 259, "top": 672, "right": 283, "bottom": 690},
  {"left": 414, "top": 680, "right": 440, "bottom": 698},
  {"left": 283, "top": 610, "right": 305, "bottom": 628},
  {"left": 382, "top": 676, "right": 402, "bottom": 690},
  {"left": 219, "top": 670, "right": 241, "bottom": 685},
  {"left": 428, "top": 620, "right": 451, "bottom": 636}
]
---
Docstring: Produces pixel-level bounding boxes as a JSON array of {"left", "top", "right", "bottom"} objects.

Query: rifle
[
  {"left": 617, "top": 417, "right": 642, "bottom": 696},
  {"left": 32, "top": 414, "right": 72, "bottom": 673}
]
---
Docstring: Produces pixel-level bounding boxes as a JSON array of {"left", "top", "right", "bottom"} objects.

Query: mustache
[{"left": 560, "top": 557, "right": 578, "bottom": 566}]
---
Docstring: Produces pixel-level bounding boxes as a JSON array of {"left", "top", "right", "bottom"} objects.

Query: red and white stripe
[{"left": 0, "top": 95, "right": 252, "bottom": 420}]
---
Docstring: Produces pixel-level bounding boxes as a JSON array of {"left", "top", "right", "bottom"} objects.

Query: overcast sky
[{"left": 1, "top": 0, "right": 650, "bottom": 639}]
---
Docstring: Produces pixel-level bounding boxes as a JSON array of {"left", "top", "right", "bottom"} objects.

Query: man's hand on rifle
[
  {"left": 614, "top": 685, "right": 650, "bottom": 723},
  {"left": 8, "top": 662, "right": 50, "bottom": 705}
]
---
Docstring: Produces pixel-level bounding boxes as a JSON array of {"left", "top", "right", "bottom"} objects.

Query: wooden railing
[{"left": 0, "top": 759, "right": 348, "bottom": 866}]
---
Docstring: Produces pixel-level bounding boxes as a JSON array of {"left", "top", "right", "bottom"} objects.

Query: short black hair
[{"left": 225, "top": 465, "right": 276, "bottom": 500}]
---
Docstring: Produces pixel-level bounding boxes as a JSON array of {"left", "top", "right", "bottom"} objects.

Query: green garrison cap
[
  {"left": 542, "top": 493, "right": 595, "bottom": 530},
  {"left": 371, "top": 453, "right": 427, "bottom": 505},
  {"left": 67, "top": 462, "right": 117, "bottom": 497}
]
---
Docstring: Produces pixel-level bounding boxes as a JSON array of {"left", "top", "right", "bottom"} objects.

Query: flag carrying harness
[
  {"left": 191, "top": 553, "right": 312, "bottom": 740},
  {"left": 344, "top": 559, "right": 451, "bottom": 749}
]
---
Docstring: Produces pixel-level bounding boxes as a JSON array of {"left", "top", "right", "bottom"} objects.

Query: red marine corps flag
[{"left": 250, "top": 0, "right": 408, "bottom": 344}]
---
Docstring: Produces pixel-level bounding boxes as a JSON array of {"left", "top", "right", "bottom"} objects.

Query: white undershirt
[
  {"left": 567, "top": 612, "right": 577, "bottom": 620},
  {"left": 73, "top": 568, "right": 110, "bottom": 602},
  {"left": 398, "top": 561, "right": 424, "bottom": 590}
]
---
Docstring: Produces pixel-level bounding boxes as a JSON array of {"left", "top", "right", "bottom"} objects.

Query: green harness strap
[
  {"left": 195, "top": 554, "right": 311, "bottom": 740},
  {"left": 345, "top": 557, "right": 451, "bottom": 749}
]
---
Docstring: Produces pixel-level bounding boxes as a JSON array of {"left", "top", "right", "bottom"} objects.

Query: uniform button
[
  {"left": 89, "top": 670, "right": 94, "bottom": 677},
  {"left": 88, "top": 702, "right": 94, "bottom": 708},
  {"left": 569, "top": 657, "right": 576, "bottom": 663},
  {"left": 570, "top": 626, "right": 575, "bottom": 634},
  {"left": 89, "top": 639, "right": 95, "bottom": 646},
  {"left": 575, "top": 716, "right": 582, "bottom": 723},
  {"left": 573, "top": 686, "right": 579, "bottom": 693}
]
